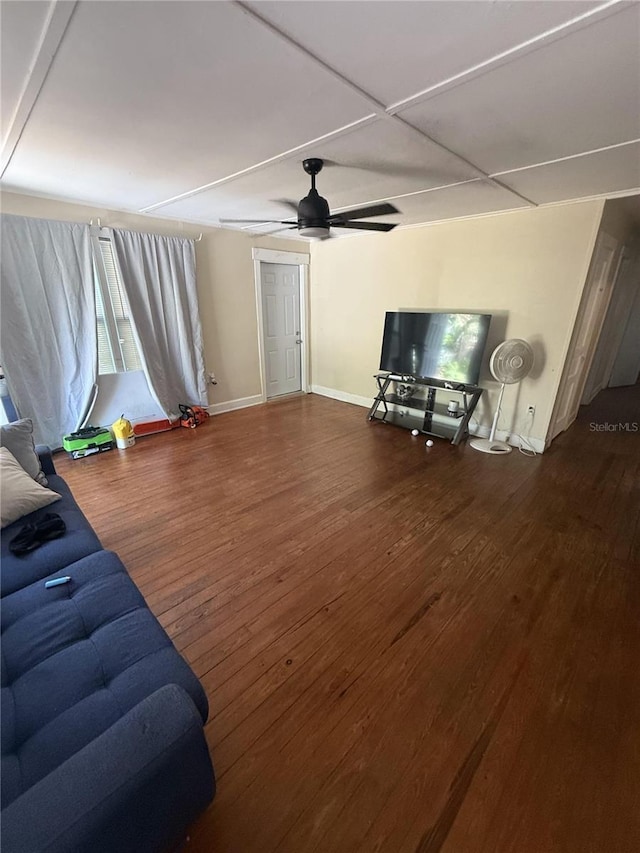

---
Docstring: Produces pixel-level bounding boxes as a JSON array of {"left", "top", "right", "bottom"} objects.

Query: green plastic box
[{"left": 62, "top": 426, "right": 114, "bottom": 459}]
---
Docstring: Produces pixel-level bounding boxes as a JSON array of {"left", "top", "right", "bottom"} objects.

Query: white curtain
[
  {"left": 0, "top": 214, "right": 96, "bottom": 447},
  {"left": 110, "top": 228, "right": 207, "bottom": 420}
]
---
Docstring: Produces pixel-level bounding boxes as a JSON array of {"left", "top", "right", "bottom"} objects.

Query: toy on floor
[
  {"left": 62, "top": 426, "right": 114, "bottom": 459},
  {"left": 179, "top": 404, "right": 209, "bottom": 429}
]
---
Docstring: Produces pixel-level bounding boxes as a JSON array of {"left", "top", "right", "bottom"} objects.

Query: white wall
[{"left": 309, "top": 201, "right": 604, "bottom": 450}]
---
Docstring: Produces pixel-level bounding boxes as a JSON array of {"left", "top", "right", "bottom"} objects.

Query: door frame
[{"left": 252, "top": 247, "right": 310, "bottom": 403}]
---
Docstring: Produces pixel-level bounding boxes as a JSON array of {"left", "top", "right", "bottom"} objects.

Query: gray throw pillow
[
  {"left": 0, "top": 448, "right": 60, "bottom": 528},
  {"left": 0, "top": 418, "right": 48, "bottom": 486}
]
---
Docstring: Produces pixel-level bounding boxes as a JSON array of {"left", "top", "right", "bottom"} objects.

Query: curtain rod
[{"left": 89, "top": 218, "right": 202, "bottom": 241}]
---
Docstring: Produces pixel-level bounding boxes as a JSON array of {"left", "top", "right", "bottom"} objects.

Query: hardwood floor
[{"left": 56, "top": 388, "right": 640, "bottom": 853}]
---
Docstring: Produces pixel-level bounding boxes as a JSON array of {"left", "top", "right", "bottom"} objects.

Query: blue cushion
[
  {"left": 0, "top": 474, "right": 102, "bottom": 596},
  {"left": 1, "top": 549, "right": 209, "bottom": 808},
  {"left": 1, "top": 685, "right": 215, "bottom": 853}
]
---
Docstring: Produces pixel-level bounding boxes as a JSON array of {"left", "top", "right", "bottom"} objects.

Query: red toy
[{"left": 179, "top": 404, "right": 209, "bottom": 429}]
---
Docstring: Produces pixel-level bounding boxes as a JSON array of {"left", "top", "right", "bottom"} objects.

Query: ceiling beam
[
  {"left": 139, "top": 114, "right": 379, "bottom": 213},
  {"left": 490, "top": 138, "right": 640, "bottom": 177},
  {"left": 1, "top": 0, "right": 78, "bottom": 178},
  {"left": 141, "top": 0, "right": 632, "bottom": 216},
  {"left": 229, "top": 1, "right": 542, "bottom": 208},
  {"left": 386, "top": 0, "right": 624, "bottom": 114},
  {"left": 144, "top": 0, "right": 539, "bottom": 214}
]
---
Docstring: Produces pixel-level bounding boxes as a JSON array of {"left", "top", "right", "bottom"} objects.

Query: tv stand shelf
[{"left": 367, "top": 373, "right": 483, "bottom": 445}]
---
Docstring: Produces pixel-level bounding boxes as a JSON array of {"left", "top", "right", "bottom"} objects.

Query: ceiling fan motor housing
[{"left": 298, "top": 188, "right": 330, "bottom": 229}]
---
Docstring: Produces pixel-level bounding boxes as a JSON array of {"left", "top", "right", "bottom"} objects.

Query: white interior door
[
  {"left": 581, "top": 250, "right": 635, "bottom": 404},
  {"left": 548, "top": 231, "right": 620, "bottom": 441},
  {"left": 260, "top": 262, "right": 302, "bottom": 399}
]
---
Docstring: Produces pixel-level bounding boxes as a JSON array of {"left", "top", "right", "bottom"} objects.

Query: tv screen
[{"left": 379, "top": 311, "right": 491, "bottom": 385}]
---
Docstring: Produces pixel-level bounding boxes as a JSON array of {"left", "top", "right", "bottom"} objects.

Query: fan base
[{"left": 469, "top": 438, "right": 513, "bottom": 455}]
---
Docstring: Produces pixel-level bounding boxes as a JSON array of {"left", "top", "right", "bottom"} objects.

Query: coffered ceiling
[{"left": 1, "top": 0, "right": 639, "bottom": 237}]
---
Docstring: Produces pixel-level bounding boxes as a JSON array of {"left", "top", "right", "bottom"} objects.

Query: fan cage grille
[{"left": 490, "top": 339, "right": 534, "bottom": 384}]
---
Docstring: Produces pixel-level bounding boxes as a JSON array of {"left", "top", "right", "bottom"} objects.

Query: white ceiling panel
[
  {"left": 247, "top": 1, "right": 602, "bottom": 107},
  {"left": 2, "top": 0, "right": 372, "bottom": 209},
  {"left": 351, "top": 180, "right": 529, "bottom": 227},
  {"left": 0, "top": 0, "right": 51, "bottom": 140},
  {"left": 498, "top": 142, "right": 640, "bottom": 204},
  {"left": 153, "top": 117, "right": 483, "bottom": 223},
  {"left": 399, "top": 3, "right": 640, "bottom": 174},
  {"left": 1, "top": 0, "right": 638, "bottom": 229}
]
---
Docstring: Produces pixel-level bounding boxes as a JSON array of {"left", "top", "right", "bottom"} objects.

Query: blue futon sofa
[{"left": 1, "top": 448, "right": 215, "bottom": 852}]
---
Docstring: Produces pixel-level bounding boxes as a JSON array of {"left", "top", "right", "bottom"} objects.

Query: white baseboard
[
  {"left": 310, "top": 384, "right": 371, "bottom": 409},
  {"left": 310, "top": 384, "right": 545, "bottom": 453},
  {"left": 207, "top": 394, "right": 263, "bottom": 416}
]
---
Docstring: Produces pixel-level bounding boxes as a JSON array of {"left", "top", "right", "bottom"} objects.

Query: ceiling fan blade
[
  {"left": 331, "top": 221, "right": 398, "bottom": 232},
  {"left": 273, "top": 199, "right": 299, "bottom": 214},
  {"left": 263, "top": 226, "right": 301, "bottom": 234},
  {"left": 219, "top": 218, "right": 297, "bottom": 225},
  {"left": 329, "top": 202, "right": 399, "bottom": 222}
]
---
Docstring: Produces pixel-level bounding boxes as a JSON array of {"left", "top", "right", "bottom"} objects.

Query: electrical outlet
[
  {"left": 207, "top": 372, "right": 217, "bottom": 385},
  {"left": 527, "top": 405, "right": 536, "bottom": 416}
]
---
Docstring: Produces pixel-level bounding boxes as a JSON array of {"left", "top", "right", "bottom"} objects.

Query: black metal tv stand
[{"left": 367, "top": 373, "right": 483, "bottom": 445}]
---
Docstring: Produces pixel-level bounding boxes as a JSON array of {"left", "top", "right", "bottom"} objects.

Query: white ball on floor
[
  {"left": 411, "top": 429, "right": 420, "bottom": 436},
  {"left": 426, "top": 439, "right": 434, "bottom": 447}
]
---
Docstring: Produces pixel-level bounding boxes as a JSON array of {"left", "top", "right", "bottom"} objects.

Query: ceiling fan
[{"left": 219, "top": 158, "right": 400, "bottom": 240}]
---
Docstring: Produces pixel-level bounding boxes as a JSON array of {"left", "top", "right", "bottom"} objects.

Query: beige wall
[
  {"left": 599, "top": 197, "right": 640, "bottom": 245},
  {"left": 0, "top": 191, "right": 307, "bottom": 406},
  {"left": 309, "top": 201, "right": 604, "bottom": 448},
  {"left": 2, "top": 190, "right": 607, "bottom": 447}
]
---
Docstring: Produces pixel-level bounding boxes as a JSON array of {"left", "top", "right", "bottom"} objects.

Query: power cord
[
  {"left": 471, "top": 406, "right": 537, "bottom": 456},
  {"left": 518, "top": 409, "right": 537, "bottom": 457}
]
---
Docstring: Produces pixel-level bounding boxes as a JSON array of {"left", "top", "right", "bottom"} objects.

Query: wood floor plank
[{"left": 55, "top": 386, "right": 640, "bottom": 853}]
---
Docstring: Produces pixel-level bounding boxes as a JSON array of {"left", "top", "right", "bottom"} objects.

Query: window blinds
[{"left": 95, "top": 237, "right": 142, "bottom": 373}]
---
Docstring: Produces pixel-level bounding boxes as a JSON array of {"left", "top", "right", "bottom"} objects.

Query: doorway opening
[{"left": 547, "top": 198, "right": 640, "bottom": 445}]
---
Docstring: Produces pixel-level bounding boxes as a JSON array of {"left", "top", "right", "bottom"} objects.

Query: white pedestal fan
[{"left": 470, "top": 339, "right": 534, "bottom": 455}]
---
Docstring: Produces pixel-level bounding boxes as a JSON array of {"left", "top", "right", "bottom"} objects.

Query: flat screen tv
[{"left": 379, "top": 311, "right": 491, "bottom": 385}]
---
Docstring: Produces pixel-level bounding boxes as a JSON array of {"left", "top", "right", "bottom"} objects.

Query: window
[{"left": 92, "top": 236, "right": 142, "bottom": 374}]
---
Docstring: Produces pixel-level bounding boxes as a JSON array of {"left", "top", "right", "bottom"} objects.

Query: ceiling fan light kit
[
  {"left": 470, "top": 338, "right": 535, "bottom": 456},
  {"left": 220, "top": 158, "right": 400, "bottom": 239},
  {"left": 298, "top": 226, "right": 330, "bottom": 240}
]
